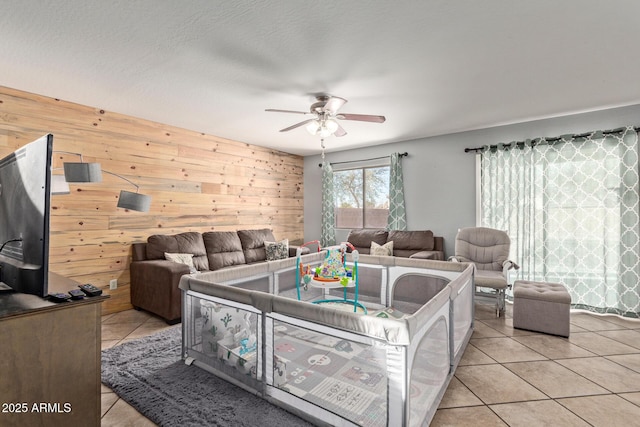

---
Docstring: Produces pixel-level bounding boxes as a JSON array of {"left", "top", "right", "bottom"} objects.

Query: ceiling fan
[{"left": 265, "top": 95, "right": 386, "bottom": 138}]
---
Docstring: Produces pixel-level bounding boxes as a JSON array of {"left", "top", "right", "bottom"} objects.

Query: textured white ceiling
[{"left": 2, "top": 1, "right": 640, "bottom": 156}]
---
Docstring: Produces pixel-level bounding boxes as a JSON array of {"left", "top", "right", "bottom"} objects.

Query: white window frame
[{"left": 334, "top": 161, "right": 391, "bottom": 230}]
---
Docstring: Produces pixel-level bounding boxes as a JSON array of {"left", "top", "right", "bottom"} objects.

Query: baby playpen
[{"left": 180, "top": 250, "right": 474, "bottom": 426}]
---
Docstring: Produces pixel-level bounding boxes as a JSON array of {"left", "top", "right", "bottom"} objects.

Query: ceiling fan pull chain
[{"left": 321, "top": 138, "right": 326, "bottom": 162}]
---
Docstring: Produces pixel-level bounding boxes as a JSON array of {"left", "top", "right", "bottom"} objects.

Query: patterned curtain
[
  {"left": 481, "top": 126, "right": 640, "bottom": 318},
  {"left": 387, "top": 153, "right": 407, "bottom": 230},
  {"left": 320, "top": 162, "right": 336, "bottom": 247}
]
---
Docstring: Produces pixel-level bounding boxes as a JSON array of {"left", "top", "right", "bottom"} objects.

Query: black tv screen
[{"left": 0, "top": 134, "right": 52, "bottom": 297}]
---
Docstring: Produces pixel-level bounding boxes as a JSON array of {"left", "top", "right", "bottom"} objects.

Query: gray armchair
[{"left": 449, "top": 227, "right": 519, "bottom": 317}]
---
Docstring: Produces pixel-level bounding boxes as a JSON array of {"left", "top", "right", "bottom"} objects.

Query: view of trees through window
[{"left": 334, "top": 166, "right": 390, "bottom": 228}]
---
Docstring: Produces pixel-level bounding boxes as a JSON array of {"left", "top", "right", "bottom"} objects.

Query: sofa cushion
[
  {"left": 388, "top": 230, "right": 434, "bottom": 252},
  {"left": 175, "top": 232, "right": 209, "bottom": 271},
  {"left": 146, "top": 234, "right": 180, "bottom": 259},
  {"left": 146, "top": 232, "right": 209, "bottom": 271},
  {"left": 203, "top": 231, "right": 246, "bottom": 271},
  {"left": 346, "top": 229, "right": 389, "bottom": 255},
  {"left": 237, "top": 229, "right": 276, "bottom": 263}
]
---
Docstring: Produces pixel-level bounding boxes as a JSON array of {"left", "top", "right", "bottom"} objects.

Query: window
[{"left": 334, "top": 166, "right": 390, "bottom": 229}]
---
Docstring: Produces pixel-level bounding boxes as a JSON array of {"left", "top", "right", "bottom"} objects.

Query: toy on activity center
[
  {"left": 297, "top": 242, "right": 358, "bottom": 289},
  {"left": 295, "top": 242, "right": 365, "bottom": 313}
]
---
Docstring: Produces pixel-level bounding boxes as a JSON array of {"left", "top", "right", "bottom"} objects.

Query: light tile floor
[{"left": 101, "top": 301, "right": 640, "bottom": 426}]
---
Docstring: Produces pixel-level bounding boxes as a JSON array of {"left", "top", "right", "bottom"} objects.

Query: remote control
[
  {"left": 49, "top": 292, "right": 71, "bottom": 302},
  {"left": 79, "top": 283, "right": 102, "bottom": 296},
  {"left": 68, "top": 289, "right": 85, "bottom": 300}
]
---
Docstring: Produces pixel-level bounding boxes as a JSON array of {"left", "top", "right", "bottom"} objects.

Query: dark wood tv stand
[{"left": 0, "top": 272, "right": 108, "bottom": 427}]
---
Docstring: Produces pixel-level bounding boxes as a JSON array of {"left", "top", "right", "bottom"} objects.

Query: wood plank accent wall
[{"left": 0, "top": 86, "right": 304, "bottom": 314}]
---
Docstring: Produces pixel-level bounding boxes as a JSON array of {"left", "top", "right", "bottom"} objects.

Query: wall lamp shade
[
  {"left": 102, "top": 170, "right": 151, "bottom": 212},
  {"left": 117, "top": 190, "right": 151, "bottom": 212},
  {"left": 63, "top": 162, "right": 102, "bottom": 182},
  {"left": 51, "top": 174, "right": 70, "bottom": 195}
]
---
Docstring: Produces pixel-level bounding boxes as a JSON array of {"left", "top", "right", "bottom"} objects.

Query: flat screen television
[{"left": 0, "top": 134, "right": 53, "bottom": 297}]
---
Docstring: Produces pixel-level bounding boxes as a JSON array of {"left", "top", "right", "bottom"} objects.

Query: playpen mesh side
[
  {"left": 271, "top": 319, "right": 390, "bottom": 427},
  {"left": 450, "top": 271, "right": 474, "bottom": 359},
  {"left": 392, "top": 274, "right": 449, "bottom": 314},
  {"left": 408, "top": 314, "right": 449, "bottom": 426},
  {"left": 184, "top": 293, "right": 263, "bottom": 390}
]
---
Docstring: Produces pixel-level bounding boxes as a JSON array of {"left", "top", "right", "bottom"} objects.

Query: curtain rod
[
  {"left": 464, "top": 126, "right": 640, "bottom": 153},
  {"left": 318, "top": 152, "right": 408, "bottom": 167}
]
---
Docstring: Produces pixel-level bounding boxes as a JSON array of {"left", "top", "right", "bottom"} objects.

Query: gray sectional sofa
[{"left": 130, "top": 229, "right": 308, "bottom": 323}]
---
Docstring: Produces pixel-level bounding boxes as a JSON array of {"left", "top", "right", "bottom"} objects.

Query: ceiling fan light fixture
[
  {"left": 318, "top": 126, "right": 333, "bottom": 138},
  {"left": 325, "top": 119, "right": 339, "bottom": 134},
  {"left": 306, "top": 120, "right": 321, "bottom": 135},
  {"left": 307, "top": 118, "right": 339, "bottom": 137}
]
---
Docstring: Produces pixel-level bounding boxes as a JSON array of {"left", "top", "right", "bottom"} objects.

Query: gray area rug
[{"left": 101, "top": 325, "right": 312, "bottom": 427}]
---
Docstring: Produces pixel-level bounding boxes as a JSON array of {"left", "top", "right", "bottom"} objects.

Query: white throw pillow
[
  {"left": 164, "top": 252, "right": 197, "bottom": 273},
  {"left": 370, "top": 241, "right": 393, "bottom": 256},
  {"left": 265, "top": 239, "right": 289, "bottom": 261}
]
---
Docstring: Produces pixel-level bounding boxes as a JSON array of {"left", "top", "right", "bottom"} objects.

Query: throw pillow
[
  {"left": 164, "top": 252, "right": 197, "bottom": 273},
  {"left": 370, "top": 240, "right": 394, "bottom": 256},
  {"left": 265, "top": 239, "right": 289, "bottom": 261}
]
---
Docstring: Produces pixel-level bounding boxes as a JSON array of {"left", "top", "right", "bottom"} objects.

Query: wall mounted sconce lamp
[
  {"left": 102, "top": 170, "right": 151, "bottom": 212},
  {"left": 53, "top": 151, "right": 150, "bottom": 211},
  {"left": 57, "top": 151, "right": 102, "bottom": 182}
]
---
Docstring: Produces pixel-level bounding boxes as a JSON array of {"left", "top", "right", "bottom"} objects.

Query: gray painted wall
[{"left": 304, "top": 104, "right": 640, "bottom": 257}]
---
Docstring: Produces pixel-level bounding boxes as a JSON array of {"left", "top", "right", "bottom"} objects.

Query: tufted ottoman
[{"left": 513, "top": 280, "right": 571, "bottom": 337}]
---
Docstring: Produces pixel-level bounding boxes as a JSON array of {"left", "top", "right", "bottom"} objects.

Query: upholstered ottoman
[{"left": 513, "top": 280, "right": 571, "bottom": 337}]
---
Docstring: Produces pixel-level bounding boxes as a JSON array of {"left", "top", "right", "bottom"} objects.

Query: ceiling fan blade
[
  {"left": 265, "top": 109, "right": 310, "bottom": 115},
  {"left": 323, "top": 96, "right": 347, "bottom": 114},
  {"left": 336, "top": 113, "right": 386, "bottom": 123},
  {"left": 334, "top": 123, "right": 347, "bottom": 137},
  {"left": 279, "top": 119, "right": 315, "bottom": 132}
]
